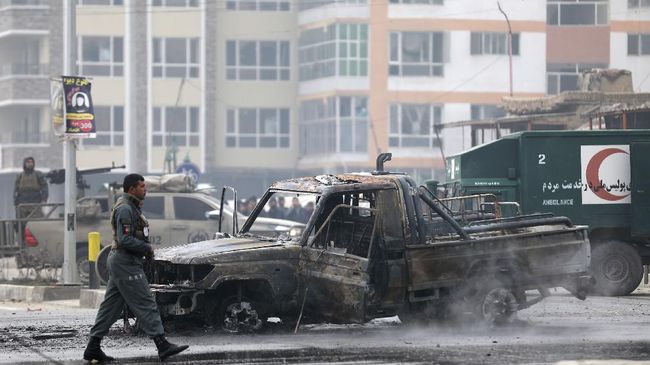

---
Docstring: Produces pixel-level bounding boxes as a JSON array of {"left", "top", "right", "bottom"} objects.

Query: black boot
[
  {"left": 83, "top": 336, "right": 115, "bottom": 362},
  {"left": 153, "top": 335, "right": 189, "bottom": 361}
]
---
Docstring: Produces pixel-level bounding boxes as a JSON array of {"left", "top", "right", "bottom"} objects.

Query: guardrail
[{"left": 0, "top": 203, "right": 63, "bottom": 257}]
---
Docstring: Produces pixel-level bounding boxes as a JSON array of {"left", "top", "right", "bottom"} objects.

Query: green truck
[{"left": 443, "top": 130, "right": 650, "bottom": 296}]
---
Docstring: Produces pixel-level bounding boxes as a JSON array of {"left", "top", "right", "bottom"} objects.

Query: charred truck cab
[{"left": 149, "top": 154, "right": 592, "bottom": 332}]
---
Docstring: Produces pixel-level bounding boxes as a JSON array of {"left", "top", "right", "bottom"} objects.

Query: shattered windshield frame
[{"left": 239, "top": 189, "right": 320, "bottom": 242}]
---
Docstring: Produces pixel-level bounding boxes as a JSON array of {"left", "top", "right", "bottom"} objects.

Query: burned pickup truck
[{"left": 149, "top": 156, "right": 591, "bottom": 332}]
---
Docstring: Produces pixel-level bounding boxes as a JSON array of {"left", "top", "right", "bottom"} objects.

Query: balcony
[
  {"left": 0, "top": 0, "right": 49, "bottom": 6},
  {"left": 0, "top": 2, "right": 49, "bottom": 34},
  {"left": 0, "top": 75, "right": 49, "bottom": 103},
  {"left": 0, "top": 63, "right": 47, "bottom": 78},
  {"left": 0, "top": 131, "right": 50, "bottom": 145}
]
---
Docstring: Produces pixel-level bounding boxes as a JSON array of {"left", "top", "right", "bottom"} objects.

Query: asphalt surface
[{"left": 1, "top": 287, "right": 650, "bottom": 364}]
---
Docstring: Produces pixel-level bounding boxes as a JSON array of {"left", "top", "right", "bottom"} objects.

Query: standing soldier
[
  {"left": 13, "top": 156, "right": 48, "bottom": 219},
  {"left": 83, "top": 173, "right": 189, "bottom": 362}
]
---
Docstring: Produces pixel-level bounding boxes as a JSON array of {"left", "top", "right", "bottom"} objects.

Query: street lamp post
[{"left": 497, "top": 1, "right": 513, "bottom": 97}]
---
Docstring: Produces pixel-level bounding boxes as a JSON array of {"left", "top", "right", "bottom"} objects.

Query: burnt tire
[
  {"left": 471, "top": 278, "right": 518, "bottom": 325},
  {"left": 591, "top": 241, "right": 642, "bottom": 296},
  {"left": 76, "top": 246, "right": 89, "bottom": 285},
  {"left": 214, "top": 296, "right": 264, "bottom": 334},
  {"left": 95, "top": 245, "right": 111, "bottom": 285}
]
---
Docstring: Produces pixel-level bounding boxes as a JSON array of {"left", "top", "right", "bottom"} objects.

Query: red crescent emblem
[{"left": 585, "top": 148, "right": 629, "bottom": 201}]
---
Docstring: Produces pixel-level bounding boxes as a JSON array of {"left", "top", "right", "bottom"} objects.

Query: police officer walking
[
  {"left": 83, "top": 173, "right": 189, "bottom": 362},
  {"left": 13, "top": 156, "right": 48, "bottom": 219}
]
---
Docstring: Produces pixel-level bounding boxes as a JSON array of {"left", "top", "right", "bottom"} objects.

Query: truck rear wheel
[
  {"left": 591, "top": 241, "right": 642, "bottom": 296},
  {"left": 95, "top": 245, "right": 111, "bottom": 285},
  {"left": 76, "top": 246, "right": 89, "bottom": 285},
  {"left": 470, "top": 277, "right": 518, "bottom": 325}
]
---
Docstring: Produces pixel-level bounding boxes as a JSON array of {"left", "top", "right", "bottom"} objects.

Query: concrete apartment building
[{"left": 0, "top": 0, "right": 648, "bottom": 195}]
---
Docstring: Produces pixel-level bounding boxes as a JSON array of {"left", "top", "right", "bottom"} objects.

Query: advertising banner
[
  {"left": 50, "top": 78, "right": 65, "bottom": 136},
  {"left": 60, "top": 75, "right": 96, "bottom": 138}
]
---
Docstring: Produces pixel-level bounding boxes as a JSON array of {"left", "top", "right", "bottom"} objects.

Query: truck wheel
[
  {"left": 472, "top": 279, "right": 518, "bottom": 325},
  {"left": 216, "top": 296, "right": 264, "bottom": 333},
  {"left": 591, "top": 241, "right": 642, "bottom": 296},
  {"left": 76, "top": 246, "right": 89, "bottom": 285},
  {"left": 95, "top": 245, "right": 111, "bottom": 285}
]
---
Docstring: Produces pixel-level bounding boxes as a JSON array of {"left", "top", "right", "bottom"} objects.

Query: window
[
  {"left": 226, "top": 40, "right": 290, "bottom": 81},
  {"left": 173, "top": 197, "right": 213, "bottom": 220},
  {"left": 470, "top": 104, "right": 506, "bottom": 120},
  {"left": 628, "top": 34, "right": 650, "bottom": 55},
  {"left": 9, "top": 109, "right": 42, "bottom": 144},
  {"left": 299, "top": 96, "right": 368, "bottom": 156},
  {"left": 143, "top": 196, "right": 165, "bottom": 219},
  {"left": 152, "top": 38, "right": 199, "bottom": 78},
  {"left": 628, "top": 0, "right": 650, "bottom": 8},
  {"left": 299, "top": 0, "right": 365, "bottom": 11},
  {"left": 389, "top": 103, "right": 442, "bottom": 148},
  {"left": 79, "top": 0, "right": 123, "bottom": 5},
  {"left": 389, "top": 32, "right": 444, "bottom": 77},
  {"left": 546, "top": 63, "right": 607, "bottom": 95},
  {"left": 83, "top": 106, "right": 124, "bottom": 147},
  {"left": 299, "top": 23, "right": 369, "bottom": 81},
  {"left": 389, "top": 0, "right": 442, "bottom": 3},
  {"left": 471, "top": 32, "right": 520, "bottom": 55},
  {"left": 78, "top": 36, "right": 123, "bottom": 76},
  {"left": 547, "top": 0, "right": 608, "bottom": 26},
  {"left": 152, "top": 106, "right": 200, "bottom": 147},
  {"left": 226, "top": 108, "right": 290, "bottom": 148},
  {"left": 226, "top": 0, "right": 290, "bottom": 11}
]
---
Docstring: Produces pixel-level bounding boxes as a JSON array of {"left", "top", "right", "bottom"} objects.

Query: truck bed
[{"left": 406, "top": 223, "right": 590, "bottom": 293}]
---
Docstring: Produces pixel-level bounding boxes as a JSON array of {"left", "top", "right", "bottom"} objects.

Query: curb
[
  {"left": 80, "top": 288, "right": 105, "bottom": 309},
  {"left": 0, "top": 284, "right": 80, "bottom": 302},
  {"left": 556, "top": 361, "right": 650, "bottom": 365}
]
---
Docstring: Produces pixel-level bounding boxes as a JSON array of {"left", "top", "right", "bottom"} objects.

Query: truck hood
[{"left": 153, "top": 236, "right": 297, "bottom": 265}]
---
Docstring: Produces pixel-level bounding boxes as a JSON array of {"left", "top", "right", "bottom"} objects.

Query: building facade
[{"left": 0, "top": 0, "right": 648, "bottom": 194}]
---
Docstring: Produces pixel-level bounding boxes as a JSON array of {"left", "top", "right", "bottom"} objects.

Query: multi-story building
[
  {"left": 0, "top": 0, "right": 648, "bottom": 196},
  {"left": 0, "top": 0, "right": 54, "bottom": 170},
  {"left": 296, "top": 0, "right": 548, "bottom": 182}
]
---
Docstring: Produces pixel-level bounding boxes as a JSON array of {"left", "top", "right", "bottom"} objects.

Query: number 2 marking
[{"left": 538, "top": 154, "right": 546, "bottom": 165}]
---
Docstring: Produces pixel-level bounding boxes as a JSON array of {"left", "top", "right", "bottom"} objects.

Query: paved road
[{"left": 1, "top": 289, "right": 650, "bottom": 364}]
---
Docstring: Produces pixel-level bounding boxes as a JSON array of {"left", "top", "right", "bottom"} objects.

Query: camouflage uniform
[
  {"left": 14, "top": 159, "right": 48, "bottom": 219},
  {"left": 89, "top": 193, "right": 164, "bottom": 338}
]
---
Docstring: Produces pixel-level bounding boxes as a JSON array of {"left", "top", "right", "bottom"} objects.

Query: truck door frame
[{"left": 299, "top": 192, "right": 379, "bottom": 323}]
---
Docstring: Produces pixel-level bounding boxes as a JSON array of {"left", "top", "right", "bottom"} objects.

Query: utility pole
[
  {"left": 62, "top": 0, "right": 78, "bottom": 284},
  {"left": 125, "top": 0, "right": 137, "bottom": 172},
  {"left": 497, "top": 1, "right": 513, "bottom": 97}
]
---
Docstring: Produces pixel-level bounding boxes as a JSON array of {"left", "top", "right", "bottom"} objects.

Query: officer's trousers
[{"left": 89, "top": 250, "right": 164, "bottom": 338}]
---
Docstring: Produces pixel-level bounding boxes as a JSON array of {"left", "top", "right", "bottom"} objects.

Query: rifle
[{"left": 45, "top": 162, "right": 126, "bottom": 191}]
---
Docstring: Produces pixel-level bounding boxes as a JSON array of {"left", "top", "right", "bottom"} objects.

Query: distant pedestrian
[
  {"left": 246, "top": 196, "right": 258, "bottom": 215},
  {"left": 303, "top": 201, "right": 315, "bottom": 223},
  {"left": 277, "top": 196, "right": 288, "bottom": 218},
  {"left": 238, "top": 199, "right": 251, "bottom": 216},
  {"left": 285, "top": 197, "right": 306, "bottom": 223},
  {"left": 83, "top": 173, "right": 189, "bottom": 362},
  {"left": 266, "top": 197, "right": 285, "bottom": 219},
  {"left": 13, "top": 157, "right": 48, "bottom": 219}
]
